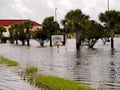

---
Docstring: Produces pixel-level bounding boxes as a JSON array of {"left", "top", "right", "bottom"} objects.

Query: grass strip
[
  {"left": 23, "top": 66, "right": 95, "bottom": 90},
  {"left": 0, "top": 56, "right": 95, "bottom": 90},
  {"left": 0, "top": 56, "right": 19, "bottom": 67}
]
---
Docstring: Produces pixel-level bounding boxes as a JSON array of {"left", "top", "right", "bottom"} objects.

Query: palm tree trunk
[
  {"left": 76, "top": 25, "right": 82, "bottom": 50},
  {"left": 26, "top": 34, "right": 30, "bottom": 46},
  {"left": 50, "top": 34, "right": 52, "bottom": 47},
  {"left": 16, "top": 39, "right": 18, "bottom": 45},
  {"left": 22, "top": 40, "right": 25, "bottom": 45},
  {"left": 26, "top": 28, "right": 30, "bottom": 46},
  {"left": 76, "top": 30, "right": 81, "bottom": 50},
  {"left": 110, "top": 29, "right": 114, "bottom": 50}
]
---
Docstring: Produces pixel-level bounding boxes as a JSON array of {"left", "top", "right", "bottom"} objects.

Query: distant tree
[
  {"left": 9, "top": 24, "right": 16, "bottom": 44},
  {"left": 0, "top": 26, "right": 6, "bottom": 43},
  {"left": 33, "top": 28, "right": 48, "bottom": 47},
  {"left": 115, "top": 23, "right": 120, "bottom": 34},
  {"left": 81, "top": 20, "right": 105, "bottom": 48},
  {"left": 100, "top": 24, "right": 110, "bottom": 45},
  {"left": 42, "top": 16, "right": 60, "bottom": 47},
  {"left": 22, "top": 21, "right": 33, "bottom": 46},
  {"left": 61, "top": 19, "right": 73, "bottom": 38},
  {"left": 63, "top": 9, "right": 90, "bottom": 50},
  {"left": 11, "top": 24, "right": 19, "bottom": 45},
  {"left": 99, "top": 10, "right": 120, "bottom": 50},
  {"left": 18, "top": 24, "right": 26, "bottom": 45}
]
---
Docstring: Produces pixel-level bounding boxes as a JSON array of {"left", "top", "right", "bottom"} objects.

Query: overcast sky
[{"left": 0, "top": 0, "right": 120, "bottom": 24}]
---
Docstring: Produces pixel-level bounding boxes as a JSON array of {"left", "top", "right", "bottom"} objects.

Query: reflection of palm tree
[
  {"left": 63, "top": 9, "right": 90, "bottom": 50},
  {"left": 99, "top": 10, "right": 120, "bottom": 50},
  {"left": 109, "top": 61, "right": 116, "bottom": 84}
]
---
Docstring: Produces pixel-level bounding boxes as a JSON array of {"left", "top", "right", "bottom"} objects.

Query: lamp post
[
  {"left": 55, "top": 8, "right": 57, "bottom": 21},
  {"left": 108, "top": 0, "right": 109, "bottom": 11}
]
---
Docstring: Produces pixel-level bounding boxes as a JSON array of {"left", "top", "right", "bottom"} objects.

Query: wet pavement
[{"left": 0, "top": 38, "right": 120, "bottom": 90}]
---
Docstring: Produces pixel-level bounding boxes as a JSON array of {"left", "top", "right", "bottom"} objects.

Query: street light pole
[
  {"left": 55, "top": 8, "right": 57, "bottom": 21},
  {"left": 108, "top": 0, "right": 109, "bottom": 11}
]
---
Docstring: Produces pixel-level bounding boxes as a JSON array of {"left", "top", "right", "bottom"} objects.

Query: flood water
[
  {"left": 0, "top": 38, "right": 120, "bottom": 90},
  {"left": 0, "top": 65, "right": 38, "bottom": 90}
]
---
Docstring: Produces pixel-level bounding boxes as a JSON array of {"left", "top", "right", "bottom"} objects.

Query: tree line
[{"left": 0, "top": 9, "right": 120, "bottom": 50}]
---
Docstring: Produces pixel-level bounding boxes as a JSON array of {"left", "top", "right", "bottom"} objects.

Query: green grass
[
  {"left": 0, "top": 56, "right": 19, "bottom": 67},
  {"left": 23, "top": 66, "right": 95, "bottom": 90},
  {"left": 0, "top": 56, "right": 95, "bottom": 90},
  {"left": 31, "top": 74, "right": 95, "bottom": 90},
  {"left": 24, "top": 66, "right": 38, "bottom": 75}
]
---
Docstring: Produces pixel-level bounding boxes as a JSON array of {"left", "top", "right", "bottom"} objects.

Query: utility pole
[
  {"left": 108, "top": 0, "right": 109, "bottom": 11},
  {"left": 55, "top": 8, "right": 57, "bottom": 21}
]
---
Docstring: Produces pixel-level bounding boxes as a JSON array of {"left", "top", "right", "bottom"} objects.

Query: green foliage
[
  {"left": 22, "top": 66, "right": 95, "bottom": 90},
  {"left": 83, "top": 20, "right": 104, "bottom": 39},
  {"left": 42, "top": 16, "right": 60, "bottom": 46},
  {"left": 99, "top": 10, "right": 120, "bottom": 29},
  {"left": 33, "top": 28, "right": 48, "bottom": 46},
  {"left": 0, "top": 26, "right": 6, "bottom": 43},
  {"left": 99, "top": 10, "right": 120, "bottom": 35},
  {"left": 0, "top": 56, "right": 19, "bottom": 67},
  {"left": 99, "top": 10, "right": 120, "bottom": 49},
  {"left": 64, "top": 9, "right": 90, "bottom": 31},
  {"left": 115, "top": 23, "right": 120, "bottom": 34},
  {"left": 62, "top": 9, "right": 90, "bottom": 49},
  {"left": 9, "top": 21, "right": 34, "bottom": 45},
  {"left": 25, "top": 66, "right": 38, "bottom": 75},
  {"left": 31, "top": 74, "right": 95, "bottom": 90},
  {"left": 18, "top": 24, "right": 26, "bottom": 41},
  {"left": 0, "top": 56, "right": 94, "bottom": 90},
  {"left": 1, "top": 37, "right": 10, "bottom": 43},
  {"left": 42, "top": 16, "right": 60, "bottom": 37},
  {"left": 81, "top": 20, "right": 105, "bottom": 48}
]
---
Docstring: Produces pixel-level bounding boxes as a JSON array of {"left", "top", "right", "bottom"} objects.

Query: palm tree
[
  {"left": 63, "top": 9, "right": 90, "bottom": 50},
  {"left": 42, "top": 16, "right": 60, "bottom": 47},
  {"left": 99, "top": 10, "right": 120, "bottom": 50},
  {"left": 22, "top": 21, "right": 33, "bottom": 46},
  {"left": 13, "top": 24, "right": 19, "bottom": 45},
  {"left": 18, "top": 24, "right": 26, "bottom": 45},
  {"left": 9, "top": 25, "right": 15, "bottom": 43},
  {"left": 0, "top": 26, "right": 6, "bottom": 43}
]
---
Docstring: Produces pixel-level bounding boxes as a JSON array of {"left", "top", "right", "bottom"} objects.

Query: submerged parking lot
[{"left": 0, "top": 38, "right": 120, "bottom": 90}]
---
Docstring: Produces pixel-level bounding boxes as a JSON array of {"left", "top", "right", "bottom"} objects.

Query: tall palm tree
[
  {"left": 18, "top": 24, "right": 26, "bottom": 45},
  {"left": 22, "top": 21, "right": 33, "bottom": 46},
  {"left": 13, "top": 24, "right": 19, "bottom": 45},
  {"left": 42, "top": 16, "right": 60, "bottom": 47},
  {"left": 0, "top": 26, "right": 6, "bottom": 43},
  {"left": 9, "top": 25, "right": 15, "bottom": 43},
  {"left": 63, "top": 9, "right": 90, "bottom": 50},
  {"left": 99, "top": 10, "right": 120, "bottom": 50}
]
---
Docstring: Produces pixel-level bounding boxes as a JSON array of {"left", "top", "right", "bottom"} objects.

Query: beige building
[{"left": 0, "top": 19, "right": 42, "bottom": 37}]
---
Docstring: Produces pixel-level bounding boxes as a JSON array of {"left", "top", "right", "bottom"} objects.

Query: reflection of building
[{"left": 0, "top": 19, "right": 42, "bottom": 37}]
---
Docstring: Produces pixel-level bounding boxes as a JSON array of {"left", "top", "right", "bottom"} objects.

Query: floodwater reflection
[{"left": 0, "top": 38, "right": 120, "bottom": 90}]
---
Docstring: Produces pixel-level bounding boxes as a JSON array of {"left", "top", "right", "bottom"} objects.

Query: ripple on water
[
  {"left": 1, "top": 39, "right": 120, "bottom": 90},
  {"left": 0, "top": 65, "right": 38, "bottom": 90}
]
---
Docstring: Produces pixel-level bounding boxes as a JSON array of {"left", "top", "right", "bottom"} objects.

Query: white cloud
[
  {"left": 47, "top": 0, "right": 54, "bottom": 8},
  {"left": 0, "top": 0, "right": 120, "bottom": 24},
  {"left": 14, "top": 0, "right": 30, "bottom": 13}
]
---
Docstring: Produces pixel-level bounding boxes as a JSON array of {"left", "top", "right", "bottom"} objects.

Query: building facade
[{"left": 0, "top": 19, "right": 42, "bottom": 37}]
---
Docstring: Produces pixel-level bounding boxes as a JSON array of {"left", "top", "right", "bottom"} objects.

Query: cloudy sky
[{"left": 0, "top": 0, "right": 120, "bottom": 24}]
